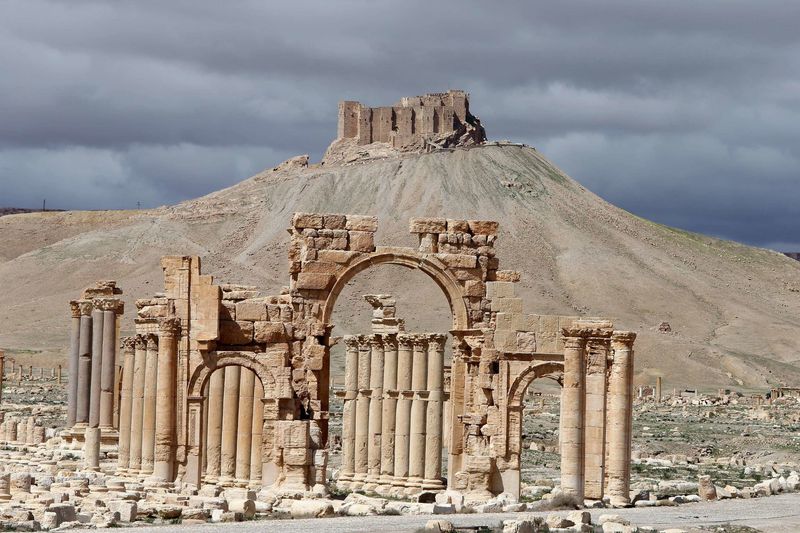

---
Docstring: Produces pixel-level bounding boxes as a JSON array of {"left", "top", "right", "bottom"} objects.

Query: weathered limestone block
[
  {"left": 446, "top": 219, "right": 470, "bottom": 233},
  {"left": 516, "top": 331, "right": 536, "bottom": 352},
  {"left": 464, "top": 280, "right": 486, "bottom": 297},
  {"left": 486, "top": 281, "right": 515, "bottom": 299},
  {"left": 345, "top": 215, "right": 378, "bottom": 232},
  {"left": 293, "top": 213, "right": 324, "bottom": 229},
  {"left": 9, "top": 473, "right": 31, "bottom": 494},
  {"left": 410, "top": 218, "right": 447, "bottom": 234},
  {"left": 235, "top": 299, "right": 268, "bottom": 322},
  {"left": 435, "top": 253, "right": 478, "bottom": 269},
  {"left": 491, "top": 298, "right": 523, "bottom": 314},
  {"left": 323, "top": 214, "right": 347, "bottom": 230},
  {"left": 348, "top": 231, "right": 375, "bottom": 252},
  {"left": 219, "top": 321, "right": 254, "bottom": 345},
  {"left": 253, "top": 322, "right": 287, "bottom": 344},
  {"left": 493, "top": 270, "right": 521, "bottom": 282},
  {"left": 296, "top": 272, "right": 335, "bottom": 291},
  {"left": 316, "top": 249, "right": 361, "bottom": 264},
  {"left": 467, "top": 220, "right": 499, "bottom": 235}
]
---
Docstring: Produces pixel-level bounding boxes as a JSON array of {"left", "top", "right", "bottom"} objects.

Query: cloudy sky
[{"left": 1, "top": 1, "right": 799, "bottom": 250}]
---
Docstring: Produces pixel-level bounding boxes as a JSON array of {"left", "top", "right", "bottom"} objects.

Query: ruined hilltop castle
[{"left": 336, "top": 90, "right": 486, "bottom": 149}]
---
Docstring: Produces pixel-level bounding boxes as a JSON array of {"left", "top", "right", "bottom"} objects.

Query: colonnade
[
  {"left": 66, "top": 297, "right": 123, "bottom": 469},
  {"left": 559, "top": 328, "right": 636, "bottom": 506},
  {"left": 338, "top": 333, "right": 446, "bottom": 495},
  {"left": 202, "top": 366, "right": 265, "bottom": 487},
  {"left": 116, "top": 332, "right": 160, "bottom": 476}
]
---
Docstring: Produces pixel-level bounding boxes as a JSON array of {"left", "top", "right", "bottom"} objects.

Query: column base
[{"left": 422, "top": 478, "right": 446, "bottom": 491}]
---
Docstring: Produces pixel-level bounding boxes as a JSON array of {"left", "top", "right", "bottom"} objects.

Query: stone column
[
  {"left": 379, "top": 335, "right": 398, "bottom": 491},
  {"left": 408, "top": 335, "right": 428, "bottom": 490},
  {"left": 424, "top": 333, "right": 445, "bottom": 489},
  {"left": 75, "top": 303, "right": 93, "bottom": 426},
  {"left": 205, "top": 368, "right": 225, "bottom": 483},
  {"left": 235, "top": 369, "right": 255, "bottom": 484},
  {"left": 605, "top": 331, "right": 636, "bottom": 506},
  {"left": 66, "top": 302, "right": 81, "bottom": 427},
  {"left": 88, "top": 303, "right": 104, "bottom": 428},
  {"left": 100, "top": 301, "right": 121, "bottom": 430},
  {"left": 393, "top": 335, "right": 413, "bottom": 489},
  {"left": 128, "top": 335, "right": 147, "bottom": 474},
  {"left": 655, "top": 376, "right": 662, "bottom": 404},
  {"left": 220, "top": 365, "right": 241, "bottom": 484},
  {"left": 249, "top": 377, "right": 264, "bottom": 485},
  {"left": 365, "top": 335, "right": 384, "bottom": 490},
  {"left": 584, "top": 331, "right": 611, "bottom": 499},
  {"left": 117, "top": 337, "right": 136, "bottom": 473},
  {"left": 140, "top": 334, "right": 159, "bottom": 475},
  {"left": 351, "top": 337, "right": 371, "bottom": 488},
  {"left": 560, "top": 328, "right": 587, "bottom": 500},
  {"left": 84, "top": 302, "right": 105, "bottom": 470},
  {"left": 152, "top": 318, "right": 179, "bottom": 482},
  {"left": 339, "top": 336, "right": 359, "bottom": 486}
]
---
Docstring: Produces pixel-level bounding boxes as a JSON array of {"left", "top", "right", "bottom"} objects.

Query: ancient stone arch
[
  {"left": 104, "top": 212, "right": 637, "bottom": 505},
  {"left": 320, "top": 249, "right": 470, "bottom": 330}
]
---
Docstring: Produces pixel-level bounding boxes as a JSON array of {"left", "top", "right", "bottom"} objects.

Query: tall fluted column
[
  {"left": 117, "top": 337, "right": 136, "bottom": 473},
  {"left": 152, "top": 318, "right": 179, "bottom": 482},
  {"left": 424, "top": 334, "right": 445, "bottom": 489},
  {"left": 100, "top": 301, "right": 121, "bottom": 430},
  {"left": 66, "top": 302, "right": 82, "bottom": 427},
  {"left": 140, "top": 334, "right": 159, "bottom": 475},
  {"left": 560, "top": 328, "right": 587, "bottom": 500},
  {"left": 249, "top": 377, "right": 264, "bottom": 486},
  {"left": 408, "top": 335, "right": 428, "bottom": 490},
  {"left": 339, "top": 337, "right": 359, "bottom": 485},
  {"left": 352, "top": 337, "right": 371, "bottom": 488},
  {"left": 128, "top": 335, "right": 147, "bottom": 473},
  {"left": 235, "top": 369, "right": 255, "bottom": 484},
  {"left": 605, "top": 332, "right": 636, "bottom": 506},
  {"left": 365, "top": 335, "right": 384, "bottom": 490},
  {"left": 220, "top": 365, "right": 241, "bottom": 484},
  {"left": 205, "top": 369, "right": 225, "bottom": 483},
  {"left": 393, "top": 335, "right": 413, "bottom": 489},
  {"left": 584, "top": 331, "right": 611, "bottom": 499},
  {"left": 379, "top": 336, "right": 398, "bottom": 490}
]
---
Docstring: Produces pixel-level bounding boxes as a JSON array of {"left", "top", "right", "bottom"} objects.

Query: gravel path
[{"left": 74, "top": 493, "right": 800, "bottom": 532}]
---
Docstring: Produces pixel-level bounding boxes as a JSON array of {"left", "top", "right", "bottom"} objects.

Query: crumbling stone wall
[{"left": 337, "top": 90, "right": 486, "bottom": 149}]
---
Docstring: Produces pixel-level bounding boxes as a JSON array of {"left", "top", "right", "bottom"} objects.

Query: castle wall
[{"left": 339, "top": 90, "right": 470, "bottom": 148}]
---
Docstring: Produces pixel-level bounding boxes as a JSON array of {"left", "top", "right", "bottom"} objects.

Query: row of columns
[
  {"left": 116, "top": 333, "right": 157, "bottom": 475},
  {"left": 338, "top": 333, "right": 446, "bottom": 495},
  {"left": 203, "top": 366, "right": 264, "bottom": 487},
  {"left": 66, "top": 298, "right": 123, "bottom": 470},
  {"left": 0, "top": 416, "right": 46, "bottom": 445},
  {"left": 560, "top": 328, "right": 636, "bottom": 506}
]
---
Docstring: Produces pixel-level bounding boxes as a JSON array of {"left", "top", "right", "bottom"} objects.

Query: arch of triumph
[{"left": 64, "top": 212, "right": 636, "bottom": 505}]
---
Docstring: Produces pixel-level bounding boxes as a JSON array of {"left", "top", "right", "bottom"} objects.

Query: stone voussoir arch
[
  {"left": 507, "top": 361, "right": 564, "bottom": 409},
  {"left": 320, "top": 248, "right": 471, "bottom": 330},
  {"left": 187, "top": 351, "right": 274, "bottom": 399}
]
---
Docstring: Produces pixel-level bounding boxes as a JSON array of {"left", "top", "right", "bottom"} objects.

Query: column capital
[
  {"left": 158, "top": 317, "right": 181, "bottom": 337},
  {"left": 368, "top": 334, "right": 384, "bottom": 348},
  {"left": 428, "top": 333, "right": 447, "bottom": 347},
  {"left": 121, "top": 337, "right": 136, "bottom": 353},
  {"left": 94, "top": 298, "right": 124, "bottom": 314},
  {"left": 77, "top": 300, "right": 94, "bottom": 316},
  {"left": 343, "top": 336, "right": 360, "bottom": 350},
  {"left": 397, "top": 334, "right": 414, "bottom": 348},
  {"left": 410, "top": 335, "right": 428, "bottom": 349},
  {"left": 70, "top": 301, "right": 83, "bottom": 318},
  {"left": 145, "top": 333, "right": 159, "bottom": 350},
  {"left": 382, "top": 335, "right": 398, "bottom": 351},
  {"left": 135, "top": 335, "right": 148, "bottom": 350},
  {"left": 611, "top": 330, "right": 637, "bottom": 348}
]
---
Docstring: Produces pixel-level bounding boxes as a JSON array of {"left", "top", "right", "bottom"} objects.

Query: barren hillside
[{"left": 1, "top": 144, "right": 798, "bottom": 390}]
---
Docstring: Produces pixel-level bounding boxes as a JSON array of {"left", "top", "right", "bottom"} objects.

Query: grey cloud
[{"left": 0, "top": 0, "right": 798, "bottom": 249}]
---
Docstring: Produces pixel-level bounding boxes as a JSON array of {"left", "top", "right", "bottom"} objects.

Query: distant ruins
[
  {"left": 60, "top": 212, "right": 636, "bottom": 505},
  {"left": 785, "top": 252, "right": 800, "bottom": 262},
  {"left": 336, "top": 90, "right": 486, "bottom": 150}
]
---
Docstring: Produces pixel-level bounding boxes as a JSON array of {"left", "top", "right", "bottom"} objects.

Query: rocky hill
[{"left": 1, "top": 143, "right": 798, "bottom": 391}]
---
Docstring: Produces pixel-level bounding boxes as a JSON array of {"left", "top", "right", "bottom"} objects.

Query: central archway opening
[
  {"left": 326, "top": 264, "right": 453, "bottom": 496},
  {"left": 519, "top": 375, "right": 562, "bottom": 500}
]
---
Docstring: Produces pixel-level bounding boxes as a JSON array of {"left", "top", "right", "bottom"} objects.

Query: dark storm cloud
[{"left": 0, "top": 1, "right": 798, "bottom": 249}]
